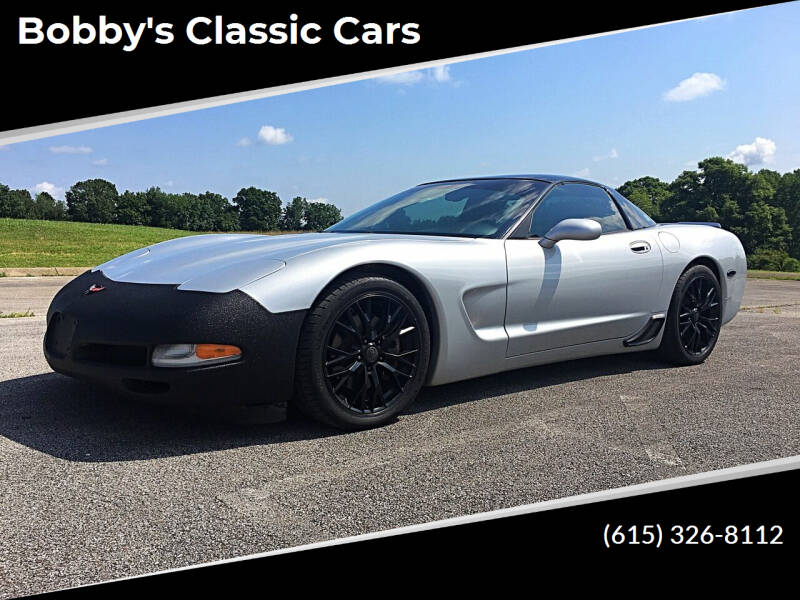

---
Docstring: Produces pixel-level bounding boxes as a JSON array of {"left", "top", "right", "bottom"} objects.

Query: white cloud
[
  {"left": 257, "top": 125, "right": 293, "bottom": 145},
  {"left": 664, "top": 72, "right": 725, "bottom": 102},
  {"left": 32, "top": 181, "right": 65, "bottom": 200},
  {"left": 431, "top": 65, "right": 452, "bottom": 83},
  {"left": 728, "top": 137, "right": 776, "bottom": 166},
  {"left": 309, "top": 197, "right": 330, "bottom": 203},
  {"left": 49, "top": 145, "right": 93, "bottom": 154},
  {"left": 376, "top": 65, "right": 456, "bottom": 85},
  {"left": 593, "top": 148, "right": 619, "bottom": 162},
  {"left": 573, "top": 168, "right": 591, "bottom": 178},
  {"left": 92, "top": 158, "right": 109, "bottom": 166},
  {"left": 236, "top": 137, "right": 253, "bottom": 147}
]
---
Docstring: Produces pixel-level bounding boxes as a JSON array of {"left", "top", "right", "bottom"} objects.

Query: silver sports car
[{"left": 45, "top": 175, "right": 747, "bottom": 429}]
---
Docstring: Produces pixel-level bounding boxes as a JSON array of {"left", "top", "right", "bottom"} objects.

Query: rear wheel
[
  {"left": 294, "top": 275, "right": 431, "bottom": 429},
  {"left": 658, "top": 264, "right": 722, "bottom": 365}
]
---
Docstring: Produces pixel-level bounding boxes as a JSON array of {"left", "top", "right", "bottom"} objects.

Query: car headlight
[{"left": 152, "top": 343, "right": 242, "bottom": 367}]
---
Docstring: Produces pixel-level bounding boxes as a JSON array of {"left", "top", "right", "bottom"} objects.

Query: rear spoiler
[{"left": 675, "top": 221, "right": 722, "bottom": 228}]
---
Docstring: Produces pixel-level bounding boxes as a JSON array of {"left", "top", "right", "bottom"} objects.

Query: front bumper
[{"left": 44, "top": 270, "right": 306, "bottom": 422}]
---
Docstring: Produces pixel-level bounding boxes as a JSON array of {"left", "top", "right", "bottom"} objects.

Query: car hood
[{"left": 94, "top": 232, "right": 461, "bottom": 293}]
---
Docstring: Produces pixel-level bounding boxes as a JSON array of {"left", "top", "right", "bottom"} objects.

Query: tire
[
  {"left": 658, "top": 264, "right": 723, "bottom": 365},
  {"left": 294, "top": 275, "right": 431, "bottom": 430}
]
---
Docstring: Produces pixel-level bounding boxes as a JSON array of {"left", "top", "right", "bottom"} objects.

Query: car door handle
[{"left": 629, "top": 241, "right": 651, "bottom": 254}]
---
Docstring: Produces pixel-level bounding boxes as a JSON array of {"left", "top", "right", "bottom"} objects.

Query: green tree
[
  {"left": 116, "top": 191, "right": 150, "bottom": 226},
  {"left": 748, "top": 248, "right": 800, "bottom": 272},
  {"left": 661, "top": 158, "right": 767, "bottom": 253},
  {"left": 233, "top": 187, "right": 282, "bottom": 231},
  {"left": 66, "top": 178, "right": 118, "bottom": 223},
  {"left": 617, "top": 176, "right": 671, "bottom": 221},
  {"left": 774, "top": 169, "right": 800, "bottom": 259},
  {"left": 279, "top": 196, "right": 308, "bottom": 230},
  {"left": 141, "top": 189, "right": 237, "bottom": 231},
  {"left": 197, "top": 192, "right": 240, "bottom": 231},
  {"left": 142, "top": 187, "right": 179, "bottom": 228},
  {"left": 0, "top": 184, "right": 8, "bottom": 217},
  {"left": 0, "top": 188, "right": 35, "bottom": 218},
  {"left": 304, "top": 201, "right": 343, "bottom": 231},
  {"left": 785, "top": 257, "right": 800, "bottom": 272},
  {"left": 660, "top": 169, "right": 703, "bottom": 222},
  {"left": 738, "top": 200, "right": 791, "bottom": 254},
  {"left": 214, "top": 195, "right": 241, "bottom": 232},
  {"left": 175, "top": 192, "right": 240, "bottom": 231},
  {"left": 754, "top": 168, "right": 782, "bottom": 194},
  {"left": 170, "top": 193, "right": 200, "bottom": 231},
  {"left": 663, "top": 158, "right": 753, "bottom": 228},
  {"left": 32, "top": 191, "right": 67, "bottom": 220}
]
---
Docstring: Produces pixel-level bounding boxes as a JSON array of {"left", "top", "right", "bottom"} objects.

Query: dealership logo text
[{"left": 18, "top": 15, "right": 421, "bottom": 52}]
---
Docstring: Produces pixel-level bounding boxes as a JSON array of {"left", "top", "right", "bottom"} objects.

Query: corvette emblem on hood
[{"left": 84, "top": 284, "right": 106, "bottom": 295}]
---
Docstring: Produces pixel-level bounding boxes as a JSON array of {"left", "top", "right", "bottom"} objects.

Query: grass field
[
  {"left": 2, "top": 219, "right": 800, "bottom": 279},
  {"left": 747, "top": 269, "right": 800, "bottom": 281},
  {"left": 0, "top": 219, "right": 291, "bottom": 268}
]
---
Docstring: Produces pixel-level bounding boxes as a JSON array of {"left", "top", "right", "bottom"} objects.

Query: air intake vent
[
  {"left": 73, "top": 343, "right": 148, "bottom": 367},
  {"left": 623, "top": 315, "right": 666, "bottom": 347}
]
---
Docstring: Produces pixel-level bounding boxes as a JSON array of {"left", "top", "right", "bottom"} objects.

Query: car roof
[{"left": 419, "top": 174, "right": 605, "bottom": 186}]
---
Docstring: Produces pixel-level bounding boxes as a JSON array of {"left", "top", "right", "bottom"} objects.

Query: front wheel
[
  {"left": 294, "top": 275, "right": 431, "bottom": 430},
  {"left": 658, "top": 264, "right": 722, "bottom": 365}
]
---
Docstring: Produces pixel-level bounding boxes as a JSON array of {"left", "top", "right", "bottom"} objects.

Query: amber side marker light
[
  {"left": 195, "top": 344, "right": 242, "bottom": 360},
  {"left": 152, "top": 343, "right": 242, "bottom": 367}
]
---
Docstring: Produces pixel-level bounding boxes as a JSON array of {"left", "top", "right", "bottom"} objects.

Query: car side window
[
  {"left": 529, "top": 183, "right": 629, "bottom": 237},
  {"left": 611, "top": 189, "right": 657, "bottom": 229}
]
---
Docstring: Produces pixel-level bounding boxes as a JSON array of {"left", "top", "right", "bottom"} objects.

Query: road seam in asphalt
[{"left": 740, "top": 302, "right": 800, "bottom": 311}]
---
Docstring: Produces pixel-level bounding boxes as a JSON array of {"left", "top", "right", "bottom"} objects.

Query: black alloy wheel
[
  {"left": 678, "top": 274, "right": 721, "bottom": 355},
  {"left": 659, "top": 264, "right": 722, "bottom": 365},
  {"left": 324, "top": 291, "right": 421, "bottom": 415},
  {"left": 294, "top": 275, "right": 431, "bottom": 429}
]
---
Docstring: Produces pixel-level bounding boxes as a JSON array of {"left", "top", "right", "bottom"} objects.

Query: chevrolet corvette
[{"left": 44, "top": 175, "right": 747, "bottom": 429}]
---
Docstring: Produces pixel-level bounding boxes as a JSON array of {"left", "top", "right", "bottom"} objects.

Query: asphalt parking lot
[{"left": 1, "top": 276, "right": 799, "bottom": 596}]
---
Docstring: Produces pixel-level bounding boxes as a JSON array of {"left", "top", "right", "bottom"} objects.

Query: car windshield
[{"left": 327, "top": 179, "right": 550, "bottom": 238}]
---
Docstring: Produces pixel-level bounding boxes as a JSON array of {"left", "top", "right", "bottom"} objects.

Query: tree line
[
  {"left": 0, "top": 178, "right": 344, "bottom": 232},
  {"left": 2, "top": 158, "right": 800, "bottom": 271}
]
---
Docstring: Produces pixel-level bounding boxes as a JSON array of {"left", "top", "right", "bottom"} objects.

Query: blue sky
[{"left": 2, "top": 3, "right": 800, "bottom": 216}]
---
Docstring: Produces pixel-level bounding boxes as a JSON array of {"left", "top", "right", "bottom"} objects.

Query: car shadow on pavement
[
  {"left": 0, "top": 372, "right": 337, "bottom": 463},
  {"left": 0, "top": 352, "right": 669, "bottom": 463},
  {"left": 411, "top": 351, "right": 669, "bottom": 414}
]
